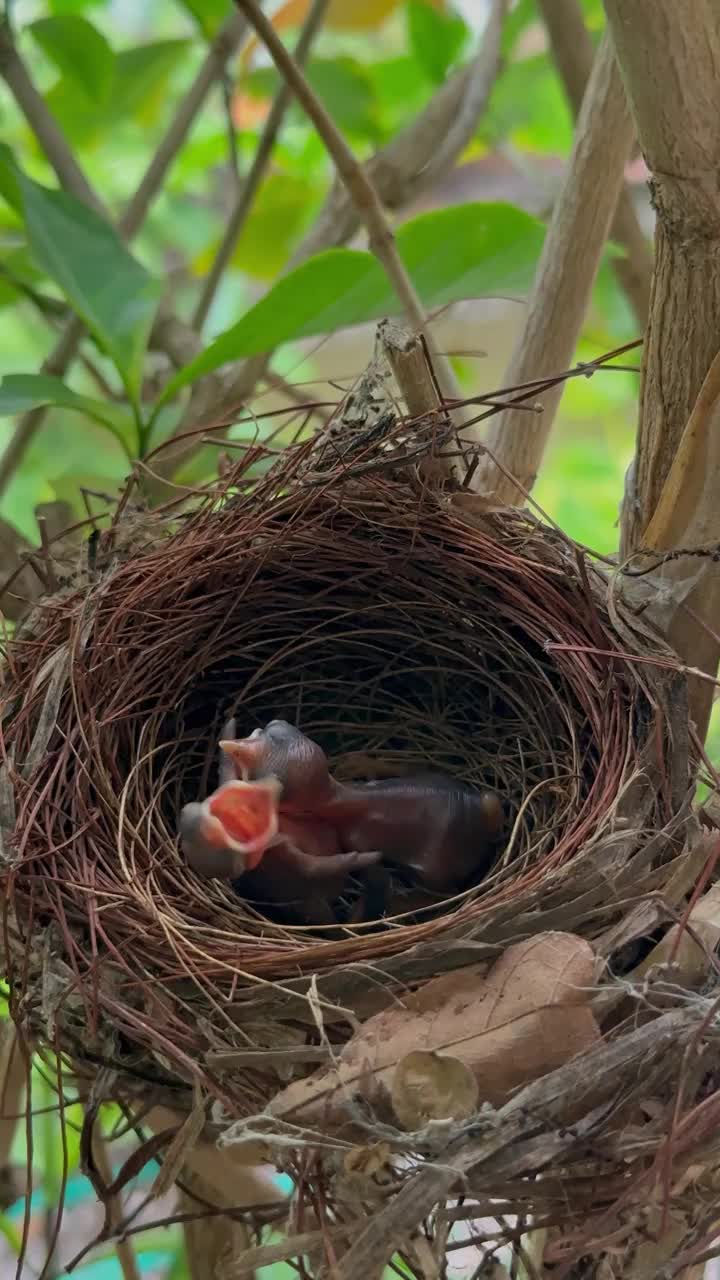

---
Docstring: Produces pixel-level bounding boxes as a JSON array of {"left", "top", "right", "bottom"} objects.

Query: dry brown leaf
[
  {"left": 391, "top": 1050, "right": 479, "bottom": 1130},
  {"left": 269, "top": 932, "right": 600, "bottom": 1131},
  {"left": 629, "top": 880, "right": 720, "bottom": 990}
]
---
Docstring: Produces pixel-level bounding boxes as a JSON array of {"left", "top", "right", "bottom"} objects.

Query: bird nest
[{"left": 2, "top": 370, "right": 716, "bottom": 1272}]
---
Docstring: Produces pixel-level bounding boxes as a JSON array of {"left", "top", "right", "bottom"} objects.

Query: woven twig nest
[{"left": 2, "top": 382, "right": 710, "bottom": 1268}]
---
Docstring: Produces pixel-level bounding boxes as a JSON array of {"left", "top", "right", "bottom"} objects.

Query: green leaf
[
  {"left": 0, "top": 145, "right": 21, "bottom": 214},
  {"left": 407, "top": 0, "right": 469, "bottom": 86},
  {"left": 177, "top": 0, "right": 230, "bottom": 38},
  {"left": 0, "top": 1211, "right": 23, "bottom": 1255},
  {"left": 158, "top": 202, "right": 544, "bottom": 404},
  {"left": 481, "top": 54, "right": 573, "bottom": 154},
  {"left": 49, "top": 0, "right": 104, "bottom": 12},
  {"left": 366, "top": 55, "right": 429, "bottom": 134},
  {"left": 244, "top": 58, "right": 382, "bottom": 142},
  {"left": 580, "top": 0, "right": 606, "bottom": 29},
  {"left": 228, "top": 172, "right": 319, "bottom": 280},
  {"left": 111, "top": 41, "right": 192, "bottom": 122},
  {"left": 3, "top": 167, "right": 161, "bottom": 403},
  {"left": 0, "top": 375, "right": 134, "bottom": 451},
  {"left": 27, "top": 16, "right": 114, "bottom": 106}
]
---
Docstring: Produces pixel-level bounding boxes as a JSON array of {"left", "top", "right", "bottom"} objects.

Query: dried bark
[
  {"left": 607, "top": 0, "right": 720, "bottom": 552},
  {"left": 475, "top": 34, "right": 634, "bottom": 504}
]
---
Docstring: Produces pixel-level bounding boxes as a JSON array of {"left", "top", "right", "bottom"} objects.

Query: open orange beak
[
  {"left": 206, "top": 777, "right": 280, "bottom": 861},
  {"left": 179, "top": 776, "right": 281, "bottom": 877}
]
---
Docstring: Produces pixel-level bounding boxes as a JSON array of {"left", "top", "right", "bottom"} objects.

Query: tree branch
[
  {"left": 233, "top": 0, "right": 462, "bottom": 412},
  {"left": 0, "top": 19, "right": 102, "bottom": 211},
  {"left": 633, "top": 349, "right": 720, "bottom": 741},
  {"left": 474, "top": 33, "right": 634, "bottom": 504},
  {"left": 147, "top": 10, "right": 507, "bottom": 487},
  {"left": 121, "top": 11, "right": 248, "bottom": 241},
  {"left": 193, "top": 0, "right": 329, "bottom": 330},
  {"left": 538, "top": 0, "right": 651, "bottom": 328},
  {"left": 291, "top": 0, "right": 507, "bottom": 263},
  {"left": 606, "top": 0, "right": 720, "bottom": 554}
]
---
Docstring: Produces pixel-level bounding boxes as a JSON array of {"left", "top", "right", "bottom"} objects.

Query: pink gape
[{"left": 180, "top": 720, "right": 504, "bottom": 912}]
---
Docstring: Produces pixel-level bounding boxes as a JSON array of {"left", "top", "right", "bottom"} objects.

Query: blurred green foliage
[{"left": 1, "top": 1, "right": 712, "bottom": 1277}]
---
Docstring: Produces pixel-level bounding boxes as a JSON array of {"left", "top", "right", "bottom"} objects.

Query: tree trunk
[{"left": 606, "top": 0, "right": 720, "bottom": 553}]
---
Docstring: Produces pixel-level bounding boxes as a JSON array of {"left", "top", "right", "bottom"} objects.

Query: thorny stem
[
  {"left": 233, "top": 0, "right": 465, "bottom": 415},
  {"left": 193, "top": 0, "right": 329, "bottom": 330}
]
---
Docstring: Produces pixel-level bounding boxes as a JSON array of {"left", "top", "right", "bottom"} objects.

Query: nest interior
[{"left": 1, "top": 452, "right": 692, "bottom": 1126}]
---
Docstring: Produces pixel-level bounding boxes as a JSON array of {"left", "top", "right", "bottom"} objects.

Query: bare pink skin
[
  {"left": 179, "top": 760, "right": 380, "bottom": 920},
  {"left": 220, "top": 719, "right": 504, "bottom": 892}
]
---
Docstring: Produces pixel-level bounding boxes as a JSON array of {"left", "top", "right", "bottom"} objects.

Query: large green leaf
[
  {"left": 158, "top": 202, "right": 544, "bottom": 405},
  {"left": 43, "top": 39, "right": 191, "bottom": 146},
  {"left": 111, "top": 41, "right": 192, "bottom": 121},
  {"left": 1, "top": 164, "right": 162, "bottom": 403},
  {"left": 27, "top": 16, "right": 114, "bottom": 105},
  {"left": 407, "top": 0, "right": 469, "bottom": 86},
  {"left": 0, "top": 374, "right": 133, "bottom": 452}
]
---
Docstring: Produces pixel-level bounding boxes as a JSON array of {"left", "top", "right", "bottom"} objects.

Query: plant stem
[
  {"left": 193, "top": 0, "right": 329, "bottom": 330},
  {"left": 475, "top": 33, "right": 634, "bottom": 504},
  {"left": 233, "top": 0, "right": 463, "bottom": 411},
  {"left": 539, "top": 0, "right": 652, "bottom": 328}
]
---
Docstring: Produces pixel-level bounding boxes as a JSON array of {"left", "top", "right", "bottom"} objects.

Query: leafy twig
[
  {"left": 193, "top": 0, "right": 329, "bottom": 329},
  {"left": 0, "top": 19, "right": 101, "bottom": 209},
  {"left": 143, "top": 10, "right": 509, "bottom": 487},
  {"left": 0, "top": 12, "right": 248, "bottom": 496}
]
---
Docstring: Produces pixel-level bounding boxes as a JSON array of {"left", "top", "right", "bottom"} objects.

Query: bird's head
[
  {"left": 179, "top": 775, "right": 281, "bottom": 880},
  {"left": 219, "top": 719, "right": 334, "bottom": 809}
]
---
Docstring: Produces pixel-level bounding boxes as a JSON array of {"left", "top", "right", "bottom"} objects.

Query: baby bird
[{"left": 220, "top": 719, "right": 504, "bottom": 893}]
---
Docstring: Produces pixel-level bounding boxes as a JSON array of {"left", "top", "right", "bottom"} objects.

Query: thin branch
[
  {"left": 292, "top": 0, "right": 508, "bottom": 263},
  {"left": 474, "top": 33, "right": 635, "bottom": 504},
  {"left": 233, "top": 0, "right": 462, "bottom": 413},
  {"left": 261, "top": 369, "right": 331, "bottom": 425},
  {"left": 0, "top": 13, "right": 248, "bottom": 497},
  {"left": 120, "top": 11, "right": 248, "bottom": 241},
  {"left": 379, "top": 319, "right": 454, "bottom": 484},
  {"left": 193, "top": 0, "right": 329, "bottom": 330},
  {"left": 538, "top": 0, "right": 652, "bottom": 328},
  {"left": 0, "top": 1022, "right": 25, "bottom": 1207},
  {"left": 0, "top": 19, "right": 103, "bottom": 211},
  {"left": 90, "top": 1127, "right": 142, "bottom": 1280},
  {"left": 141, "top": 6, "right": 508, "bottom": 489}
]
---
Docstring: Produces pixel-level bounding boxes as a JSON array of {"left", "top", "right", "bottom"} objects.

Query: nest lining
[{"left": 0, "top": 442, "right": 692, "bottom": 1112}]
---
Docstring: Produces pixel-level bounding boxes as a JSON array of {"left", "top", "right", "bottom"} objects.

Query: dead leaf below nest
[{"left": 269, "top": 931, "right": 600, "bottom": 1132}]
